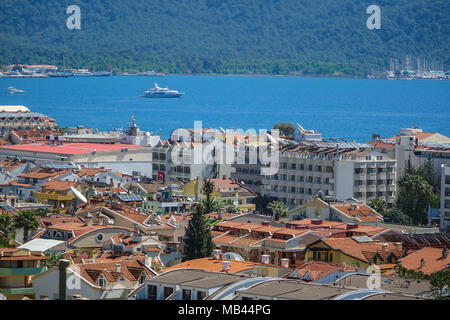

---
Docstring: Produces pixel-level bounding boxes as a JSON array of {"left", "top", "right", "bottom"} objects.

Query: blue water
[{"left": 1, "top": 75, "right": 449, "bottom": 142}]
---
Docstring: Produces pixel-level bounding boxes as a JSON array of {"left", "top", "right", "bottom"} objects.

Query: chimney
[
  {"left": 261, "top": 254, "right": 270, "bottom": 265},
  {"left": 442, "top": 247, "right": 448, "bottom": 259},
  {"left": 280, "top": 258, "right": 289, "bottom": 268},
  {"left": 420, "top": 258, "right": 425, "bottom": 268},
  {"left": 115, "top": 264, "right": 121, "bottom": 273},
  {"left": 212, "top": 249, "right": 221, "bottom": 260},
  {"left": 346, "top": 223, "right": 358, "bottom": 230},
  {"left": 145, "top": 256, "right": 152, "bottom": 268},
  {"left": 395, "top": 242, "right": 403, "bottom": 251},
  {"left": 58, "top": 259, "right": 71, "bottom": 300},
  {"left": 83, "top": 216, "right": 93, "bottom": 226},
  {"left": 222, "top": 260, "right": 230, "bottom": 272},
  {"left": 381, "top": 243, "right": 388, "bottom": 252}
]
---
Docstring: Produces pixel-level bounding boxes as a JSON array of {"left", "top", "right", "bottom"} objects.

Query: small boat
[
  {"left": 49, "top": 72, "right": 70, "bottom": 78},
  {"left": 92, "top": 71, "right": 112, "bottom": 77},
  {"left": 141, "top": 83, "right": 183, "bottom": 98},
  {"left": 138, "top": 71, "right": 165, "bottom": 77},
  {"left": 5, "top": 86, "right": 25, "bottom": 94},
  {"left": 72, "top": 69, "right": 92, "bottom": 76}
]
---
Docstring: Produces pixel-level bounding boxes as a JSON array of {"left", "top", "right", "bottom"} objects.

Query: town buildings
[
  {"left": 441, "top": 163, "right": 450, "bottom": 232},
  {"left": 0, "top": 106, "right": 57, "bottom": 136}
]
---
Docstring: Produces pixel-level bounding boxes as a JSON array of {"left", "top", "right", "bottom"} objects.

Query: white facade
[{"left": 441, "top": 164, "right": 450, "bottom": 232}]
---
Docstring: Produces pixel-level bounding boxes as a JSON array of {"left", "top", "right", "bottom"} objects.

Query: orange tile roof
[
  {"left": 398, "top": 247, "right": 450, "bottom": 275},
  {"left": 320, "top": 238, "right": 404, "bottom": 263},
  {"left": 163, "top": 257, "right": 261, "bottom": 273},
  {"left": 0, "top": 158, "right": 26, "bottom": 171},
  {"left": 293, "top": 261, "right": 358, "bottom": 280},
  {"left": 9, "top": 180, "right": 33, "bottom": 187},
  {"left": 18, "top": 171, "right": 59, "bottom": 179},
  {"left": 71, "top": 255, "right": 154, "bottom": 287},
  {"left": 332, "top": 204, "right": 383, "bottom": 222},
  {"left": 41, "top": 180, "right": 78, "bottom": 191}
]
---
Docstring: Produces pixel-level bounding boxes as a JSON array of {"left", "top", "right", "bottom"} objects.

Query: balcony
[
  {"left": 0, "top": 267, "right": 47, "bottom": 276},
  {"left": 0, "top": 287, "right": 35, "bottom": 295}
]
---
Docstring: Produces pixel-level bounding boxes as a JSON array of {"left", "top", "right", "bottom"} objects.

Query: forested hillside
[{"left": 0, "top": 0, "right": 448, "bottom": 75}]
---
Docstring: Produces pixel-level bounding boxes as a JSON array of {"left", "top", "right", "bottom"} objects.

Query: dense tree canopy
[{"left": 0, "top": 0, "right": 448, "bottom": 75}]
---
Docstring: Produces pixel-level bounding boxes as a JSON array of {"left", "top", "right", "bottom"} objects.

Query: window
[
  {"left": 148, "top": 285, "right": 157, "bottom": 300},
  {"left": 182, "top": 289, "right": 192, "bottom": 300},
  {"left": 96, "top": 233, "right": 104, "bottom": 243},
  {"left": 98, "top": 275, "right": 106, "bottom": 287},
  {"left": 164, "top": 287, "right": 174, "bottom": 299},
  {"left": 197, "top": 291, "right": 206, "bottom": 300}
]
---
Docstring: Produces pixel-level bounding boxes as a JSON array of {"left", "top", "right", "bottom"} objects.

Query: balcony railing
[{"left": 0, "top": 266, "right": 47, "bottom": 276}]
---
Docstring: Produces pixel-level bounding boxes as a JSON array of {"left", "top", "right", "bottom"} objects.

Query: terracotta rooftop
[
  {"left": 292, "top": 261, "right": 358, "bottom": 281},
  {"left": 331, "top": 203, "right": 383, "bottom": 222},
  {"left": 0, "top": 142, "right": 148, "bottom": 155},
  {"left": 398, "top": 247, "right": 450, "bottom": 275},
  {"left": 163, "top": 257, "right": 261, "bottom": 273},
  {"left": 40, "top": 180, "right": 78, "bottom": 191}
]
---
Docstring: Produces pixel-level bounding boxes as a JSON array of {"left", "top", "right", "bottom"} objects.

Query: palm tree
[
  {"left": 14, "top": 210, "right": 40, "bottom": 244},
  {"left": 267, "top": 201, "right": 288, "bottom": 221},
  {"left": 0, "top": 214, "right": 16, "bottom": 241}
]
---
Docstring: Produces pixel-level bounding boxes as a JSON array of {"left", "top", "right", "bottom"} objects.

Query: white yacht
[
  {"left": 72, "top": 69, "right": 92, "bottom": 76},
  {"left": 141, "top": 83, "right": 183, "bottom": 98},
  {"left": 5, "top": 86, "right": 24, "bottom": 94}
]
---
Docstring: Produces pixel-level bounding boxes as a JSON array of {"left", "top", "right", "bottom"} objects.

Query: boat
[
  {"left": 72, "top": 69, "right": 92, "bottom": 76},
  {"left": 5, "top": 86, "right": 25, "bottom": 94},
  {"left": 49, "top": 72, "right": 70, "bottom": 78},
  {"left": 138, "top": 71, "right": 165, "bottom": 77},
  {"left": 92, "top": 71, "right": 112, "bottom": 77},
  {"left": 141, "top": 83, "right": 183, "bottom": 98}
]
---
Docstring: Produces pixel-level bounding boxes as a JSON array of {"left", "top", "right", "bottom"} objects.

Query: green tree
[
  {"left": 253, "top": 193, "right": 272, "bottom": 215},
  {"left": 0, "top": 214, "right": 16, "bottom": 240},
  {"left": 368, "top": 198, "right": 387, "bottom": 215},
  {"left": 202, "top": 179, "right": 215, "bottom": 214},
  {"left": 396, "top": 173, "right": 433, "bottom": 225},
  {"left": 383, "top": 209, "right": 412, "bottom": 225},
  {"left": 182, "top": 203, "right": 214, "bottom": 261},
  {"left": 41, "top": 252, "right": 63, "bottom": 268},
  {"left": 268, "top": 200, "right": 288, "bottom": 221},
  {"left": 14, "top": 210, "right": 40, "bottom": 244},
  {"left": 273, "top": 123, "right": 296, "bottom": 138},
  {"left": 430, "top": 270, "right": 450, "bottom": 297}
]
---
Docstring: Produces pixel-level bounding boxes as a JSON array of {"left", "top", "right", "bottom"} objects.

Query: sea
[{"left": 1, "top": 75, "right": 449, "bottom": 142}]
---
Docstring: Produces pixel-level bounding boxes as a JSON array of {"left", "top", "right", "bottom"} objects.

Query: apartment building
[
  {"left": 261, "top": 142, "right": 397, "bottom": 209},
  {"left": 441, "top": 164, "right": 450, "bottom": 232}
]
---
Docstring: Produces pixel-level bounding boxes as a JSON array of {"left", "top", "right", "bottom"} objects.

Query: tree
[
  {"left": 14, "top": 210, "right": 40, "bottom": 244},
  {"left": 273, "top": 123, "right": 296, "bottom": 138},
  {"left": 182, "top": 203, "right": 214, "bottom": 261},
  {"left": 396, "top": 173, "right": 433, "bottom": 225},
  {"left": 253, "top": 193, "right": 272, "bottom": 215},
  {"left": 41, "top": 252, "right": 63, "bottom": 268},
  {"left": 202, "top": 179, "right": 215, "bottom": 214},
  {"left": 368, "top": 198, "right": 387, "bottom": 215},
  {"left": 430, "top": 270, "right": 450, "bottom": 297},
  {"left": 383, "top": 209, "right": 412, "bottom": 225},
  {"left": 268, "top": 201, "right": 288, "bottom": 221},
  {"left": 0, "top": 214, "right": 16, "bottom": 240}
]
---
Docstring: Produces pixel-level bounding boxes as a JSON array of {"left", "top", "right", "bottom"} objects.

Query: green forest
[{"left": 0, "top": 0, "right": 448, "bottom": 75}]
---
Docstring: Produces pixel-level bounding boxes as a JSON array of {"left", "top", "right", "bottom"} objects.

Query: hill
[{"left": 0, "top": 0, "right": 448, "bottom": 75}]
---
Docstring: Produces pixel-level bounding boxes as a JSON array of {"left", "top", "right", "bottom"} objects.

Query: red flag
[{"left": 158, "top": 171, "right": 165, "bottom": 181}]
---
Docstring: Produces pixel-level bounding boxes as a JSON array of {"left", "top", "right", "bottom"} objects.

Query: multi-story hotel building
[
  {"left": 441, "top": 164, "right": 450, "bottom": 232},
  {"left": 260, "top": 142, "right": 397, "bottom": 208},
  {"left": 0, "top": 106, "right": 57, "bottom": 136}
]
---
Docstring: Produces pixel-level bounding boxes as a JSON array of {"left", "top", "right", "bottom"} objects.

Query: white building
[{"left": 441, "top": 164, "right": 450, "bottom": 232}]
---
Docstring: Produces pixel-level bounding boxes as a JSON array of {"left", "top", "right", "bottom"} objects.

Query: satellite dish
[{"left": 70, "top": 186, "right": 88, "bottom": 203}]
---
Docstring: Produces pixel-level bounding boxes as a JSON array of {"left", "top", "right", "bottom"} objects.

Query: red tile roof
[
  {"left": 0, "top": 142, "right": 148, "bottom": 155},
  {"left": 41, "top": 180, "right": 78, "bottom": 191},
  {"left": 293, "top": 261, "right": 358, "bottom": 281},
  {"left": 398, "top": 247, "right": 450, "bottom": 275},
  {"left": 163, "top": 257, "right": 261, "bottom": 273}
]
